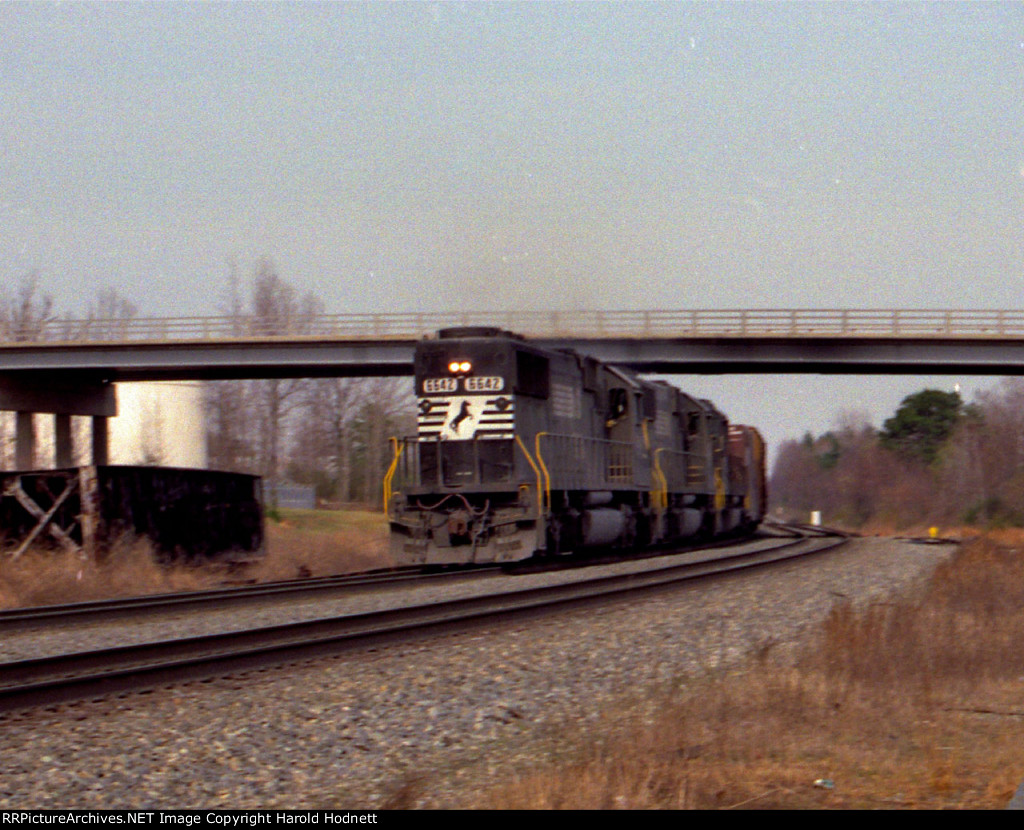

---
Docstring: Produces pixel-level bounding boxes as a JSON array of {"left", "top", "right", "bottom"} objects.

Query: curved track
[
  {"left": 0, "top": 523, "right": 820, "bottom": 631},
  {"left": 0, "top": 525, "right": 847, "bottom": 714},
  {"left": 0, "top": 565, "right": 498, "bottom": 632}
]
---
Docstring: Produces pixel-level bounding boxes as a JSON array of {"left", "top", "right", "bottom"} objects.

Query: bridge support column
[
  {"left": 55, "top": 414, "right": 74, "bottom": 468},
  {"left": 92, "top": 416, "right": 109, "bottom": 466},
  {"left": 15, "top": 412, "right": 35, "bottom": 470},
  {"left": 0, "top": 377, "right": 115, "bottom": 471}
]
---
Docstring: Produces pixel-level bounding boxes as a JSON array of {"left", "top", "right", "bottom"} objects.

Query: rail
[
  {"left": 0, "top": 528, "right": 847, "bottom": 714},
  {"left": 5, "top": 309, "right": 1024, "bottom": 346}
]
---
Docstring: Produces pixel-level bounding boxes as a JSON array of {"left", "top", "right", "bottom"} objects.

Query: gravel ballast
[{"left": 0, "top": 537, "right": 953, "bottom": 808}]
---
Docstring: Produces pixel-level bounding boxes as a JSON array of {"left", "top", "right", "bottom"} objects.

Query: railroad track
[
  {"left": 0, "top": 564, "right": 498, "bottom": 632},
  {"left": 0, "top": 527, "right": 847, "bottom": 714},
  {"left": 0, "top": 524, "right": 815, "bottom": 631}
]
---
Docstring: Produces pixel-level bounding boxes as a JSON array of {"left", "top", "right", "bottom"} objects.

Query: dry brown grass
[
  {"left": 0, "top": 536, "right": 214, "bottom": 609},
  {"left": 0, "top": 508, "right": 393, "bottom": 609},
  {"left": 252, "top": 509, "right": 392, "bottom": 582},
  {"left": 973, "top": 526, "right": 1024, "bottom": 548},
  {"left": 465, "top": 535, "right": 1024, "bottom": 809}
]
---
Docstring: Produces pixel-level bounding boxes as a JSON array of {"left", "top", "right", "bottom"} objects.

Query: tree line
[
  {"left": 771, "top": 382, "right": 1024, "bottom": 529},
  {"left": 0, "top": 268, "right": 414, "bottom": 508}
]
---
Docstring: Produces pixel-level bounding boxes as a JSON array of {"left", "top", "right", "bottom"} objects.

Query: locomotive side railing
[
  {"left": 388, "top": 433, "right": 638, "bottom": 499},
  {"left": 535, "top": 433, "right": 641, "bottom": 493},
  {"left": 6, "top": 308, "right": 1024, "bottom": 346},
  {"left": 389, "top": 436, "right": 517, "bottom": 493},
  {"left": 653, "top": 447, "right": 708, "bottom": 493}
]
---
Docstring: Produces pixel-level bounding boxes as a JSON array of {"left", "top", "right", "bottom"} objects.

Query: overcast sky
[{"left": 3, "top": 2, "right": 1023, "bottom": 455}]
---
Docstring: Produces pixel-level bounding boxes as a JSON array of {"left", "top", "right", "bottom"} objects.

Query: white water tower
[{"left": 107, "top": 381, "right": 207, "bottom": 468}]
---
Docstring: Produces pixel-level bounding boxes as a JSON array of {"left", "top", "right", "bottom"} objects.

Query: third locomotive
[{"left": 386, "top": 327, "right": 766, "bottom": 565}]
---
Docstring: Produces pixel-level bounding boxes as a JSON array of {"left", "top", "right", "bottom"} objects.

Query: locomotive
[{"left": 385, "top": 327, "right": 766, "bottom": 565}]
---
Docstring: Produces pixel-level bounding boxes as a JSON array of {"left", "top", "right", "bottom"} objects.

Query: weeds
[
  {"left": 6, "top": 515, "right": 1022, "bottom": 807},
  {"left": 0, "top": 535, "right": 210, "bottom": 608},
  {"left": 0, "top": 508, "right": 392, "bottom": 609},
  {"left": 464, "top": 536, "right": 1024, "bottom": 809},
  {"left": 253, "top": 518, "right": 391, "bottom": 582}
]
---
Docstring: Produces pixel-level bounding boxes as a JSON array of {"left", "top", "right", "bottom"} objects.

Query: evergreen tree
[{"left": 879, "top": 388, "right": 963, "bottom": 465}]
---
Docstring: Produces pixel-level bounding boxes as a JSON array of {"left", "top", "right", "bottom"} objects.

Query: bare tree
[
  {"left": 287, "top": 376, "right": 414, "bottom": 508},
  {"left": 205, "top": 258, "right": 321, "bottom": 482},
  {"left": 207, "top": 380, "right": 258, "bottom": 473},
  {"left": 246, "top": 259, "right": 322, "bottom": 503},
  {"left": 353, "top": 378, "right": 414, "bottom": 506},
  {"left": 250, "top": 258, "right": 320, "bottom": 337},
  {"left": 0, "top": 273, "right": 55, "bottom": 342},
  {"left": 56, "top": 285, "right": 139, "bottom": 341},
  {"left": 207, "top": 260, "right": 254, "bottom": 472},
  {"left": 289, "top": 378, "right": 370, "bottom": 503},
  {"left": 941, "top": 379, "right": 1024, "bottom": 525},
  {"left": 329, "top": 380, "right": 366, "bottom": 503}
]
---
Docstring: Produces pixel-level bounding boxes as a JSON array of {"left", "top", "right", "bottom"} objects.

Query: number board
[
  {"left": 465, "top": 376, "right": 504, "bottom": 392},
  {"left": 422, "top": 377, "right": 458, "bottom": 394},
  {"left": 421, "top": 376, "right": 505, "bottom": 394}
]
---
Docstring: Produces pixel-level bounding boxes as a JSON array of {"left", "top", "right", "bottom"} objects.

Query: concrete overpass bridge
[{"left": 4, "top": 308, "right": 1024, "bottom": 467}]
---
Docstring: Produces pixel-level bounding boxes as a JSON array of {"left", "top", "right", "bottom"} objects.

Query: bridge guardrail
[{"left": 4, "top": 309, "right": 1024, "bottom": 346}]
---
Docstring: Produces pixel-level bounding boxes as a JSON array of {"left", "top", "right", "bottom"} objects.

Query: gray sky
[{"left": 3, "top": 2, "right": 1023, "bottom": 456}]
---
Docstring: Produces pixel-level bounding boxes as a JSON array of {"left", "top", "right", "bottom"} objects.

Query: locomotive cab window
[
  {"left": 641, "top": 387, "right": 657, "bottom": 421},
  {"left": 515, "top": 350, "right": 550, "bottom": 398},
  {"left": 687, "top": 413, "right": 701, "bottom": 437},
  {"left": 418, "top": 439, "right": 514, "bottom": 487},
  {"left": 607, "top": 388, "right": 628, "bottom": 423}
]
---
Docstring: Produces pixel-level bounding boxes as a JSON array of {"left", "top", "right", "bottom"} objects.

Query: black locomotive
[{"left": 386, "top": 327, "right": 766, "bottom": 565}]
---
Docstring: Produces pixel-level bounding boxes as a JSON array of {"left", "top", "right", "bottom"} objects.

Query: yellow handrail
[
  {"left": 534, "top": 432, "right": 551, "bottom": 515},
  {"left": 652, "top": 448, "right": 669, "bottom": 510},
  {"left": 515, "top": 435, "right": 544, "bottom": 519},
  {"left": 383, "top": 437, "right": 404, "bottom": 520}
]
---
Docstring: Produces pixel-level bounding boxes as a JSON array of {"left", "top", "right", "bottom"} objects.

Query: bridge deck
[{"left": 3, "top": 310, "right": 1024, "bottom": 380}]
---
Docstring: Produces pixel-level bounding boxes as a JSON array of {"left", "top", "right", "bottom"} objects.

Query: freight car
[{"left": 385, "top": 327, "right": 766, "bottom": 565}]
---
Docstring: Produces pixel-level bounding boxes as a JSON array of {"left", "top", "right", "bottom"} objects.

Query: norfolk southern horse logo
[
  {"left": 449, "top": 400, "right": 473, "bottom": 434},
  {"left": 418, "top": 395, "right": 514, "bottom": 441},
  {"left": 439, "top": 397, "right": 484, "bottom": 440}
]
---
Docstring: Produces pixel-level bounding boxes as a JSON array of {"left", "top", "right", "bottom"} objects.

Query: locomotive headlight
[{"left": 449, "top": 360, "right": 472, "bottom": 374}]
